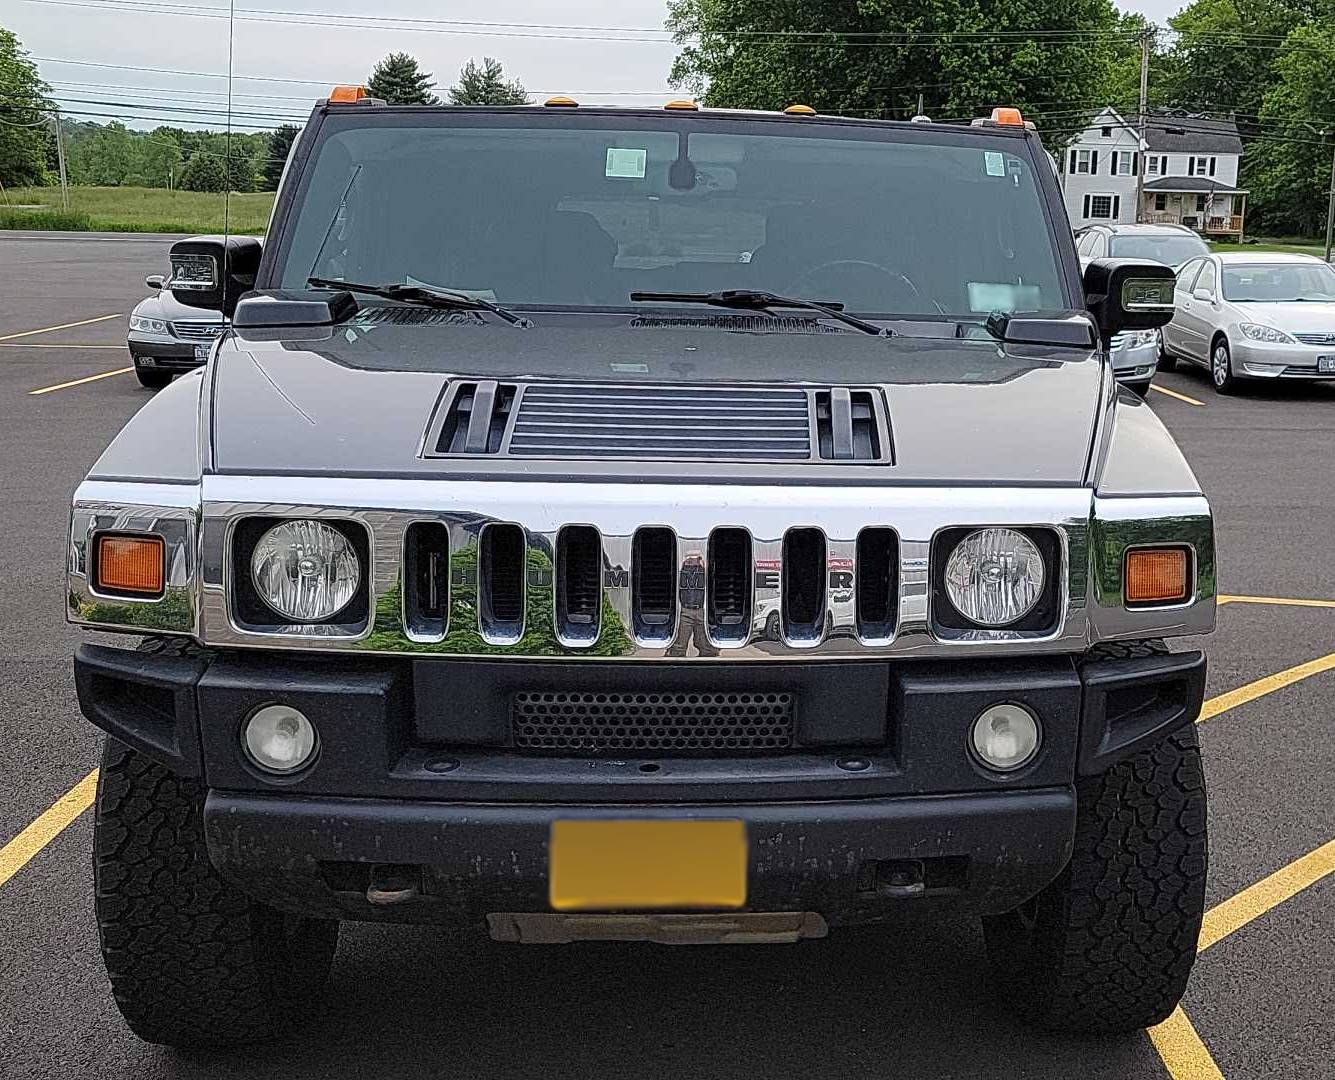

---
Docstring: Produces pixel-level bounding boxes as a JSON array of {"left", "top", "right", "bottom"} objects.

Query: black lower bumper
[
  {"left": 127, "top": 338, "right": 206, "bottom": 371},
  {"left": 75, "top": 642, "right": 1205, "bottom": 928}
]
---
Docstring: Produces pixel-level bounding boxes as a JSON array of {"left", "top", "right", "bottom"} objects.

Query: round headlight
[
  {"left": 243, "top": 704, "right": 318, "bottom": 774},
  {"left": 943, "top": 527, "right": 1045, "bottom": 627},
  {"left": 250, "top": 519, "right": 361, "bottom": 622}
]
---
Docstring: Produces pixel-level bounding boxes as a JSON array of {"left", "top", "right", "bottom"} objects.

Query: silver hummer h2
[{"left": 69, "top": 92, "right": 1215, "bottom": 1047}]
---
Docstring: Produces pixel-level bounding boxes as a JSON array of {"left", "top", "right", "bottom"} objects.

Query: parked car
[
  {"left": 127, "top": 262, "right": 225, "bottom": 389},
  {"left": 68, "top": 95, "right": 1212, "bottom": 1047},
  {"left": 1160, "top": 252, "right": 1335, "bottom": 393},
  {"left": 1075, "top": 224, "right": 1211, "bottom": 395}
]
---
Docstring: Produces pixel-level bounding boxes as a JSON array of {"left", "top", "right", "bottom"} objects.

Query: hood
[
  {"left": 135, "top": 288, "right": 226, "bottom": 322},
  {"left": 209, "top": 321, "right": 1104, "bottom": 485},
  {"left": 1230, "top": 301, "right": 1335, "bottom": 334}
]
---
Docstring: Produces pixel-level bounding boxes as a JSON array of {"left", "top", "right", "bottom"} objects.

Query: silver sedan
[{"left": 1161, "top": 252, "right": 1335, "bottom": 394}]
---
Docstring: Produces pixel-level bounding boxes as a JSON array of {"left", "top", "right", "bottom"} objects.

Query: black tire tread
[
  {"left": 94, "top": 739, "right": 336, "bottom": 1046},
  {"left": 986, "top": 727, "right": 1208, "bottom": 1033}
]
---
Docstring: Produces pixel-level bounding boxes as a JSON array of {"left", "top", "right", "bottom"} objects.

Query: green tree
[
  {"left": 179, "top": 150, "right": 227, "bottom": 192},
  {"left": 666, "top": 0, "right": 1124, "bottom": 138},
  {"left": 0, "top": 26, "right": 53, "bottom": 186},
  {"left": 261, "top": 123, "right": 299, "bottom": 190},
  {"left": 1250, "top": 20, "right": 1335, "bottom": 236},
  {"left": 447, "top": 57, "right": 530, "bottom": 106},
  {"left": 367, "top": 51, "right": 439, "bottom": 105},
  {"left": 82, "top": 120, "right": 135, "bottom": 185}
]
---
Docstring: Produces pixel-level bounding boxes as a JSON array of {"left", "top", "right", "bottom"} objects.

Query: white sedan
[{"left": 1161, "top": 252, "right": 1335, "bottom": 394}]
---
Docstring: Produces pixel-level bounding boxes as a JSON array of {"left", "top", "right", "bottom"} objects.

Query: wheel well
[{"left": 1211, "top": 331, "right": 1229, "bottom": 353}]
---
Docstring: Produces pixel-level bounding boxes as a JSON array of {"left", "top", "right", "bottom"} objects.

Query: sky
[{"left": 5, "top": 0, "right": 1186, "bottom": 131}]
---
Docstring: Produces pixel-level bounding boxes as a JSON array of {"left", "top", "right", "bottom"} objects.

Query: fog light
[
  {"left": 970, "top": 703, "right": 1040, "bottom": 772},
  {"left": 243, "top": 704, "right": 318, "bottom": 774}
]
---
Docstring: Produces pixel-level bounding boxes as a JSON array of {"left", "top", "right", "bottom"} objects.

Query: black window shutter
[
  {"left": 1111, "top": 151, "right": 1119, "bottom": 174},
  {"left": 1132, "top": 152, "right": 1139, "bottom": 176},
  {"left": 1083, "top": 194, "right": 1091, "bottom": 218},
  {"left": 1209, "top": 157, "right": 1217, "bottom": 176},
  {"left": 1112, "top": 195, "right": 1121, "bottom": 219},
  {"left": 1091, "top": 150, "right": 1099, "bottom": 174},
  {"left": 1188, "top": 158, "right": 1195, "bottom": 176},
  {"left": 1068, "top": 148, "right": 1077, "bottom": 173}
]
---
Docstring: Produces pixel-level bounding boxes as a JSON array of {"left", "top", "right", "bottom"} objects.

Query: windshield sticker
[
  {"left": 984, "top": 151, "right": 1006, "bottom": 177},
  {"left": 606, "top": 147, "right": 648, "bottom": 179},
  {"left": 968, "top": 281, "right": 1043, "bottom": 313}
]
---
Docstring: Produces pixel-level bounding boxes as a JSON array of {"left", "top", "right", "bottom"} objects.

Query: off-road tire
[
  {"left": 983, "top": 725, "right": 1207, "bottom": 1034},
  {"left": 94, "top": 739, "right": 338, "bottom": 1047},
  {"left": 133, "top": 362, "right": 172, "bottom": 390}
]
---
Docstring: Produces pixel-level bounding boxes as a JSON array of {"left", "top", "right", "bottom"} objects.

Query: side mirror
[
  {"left": 1192, "top": 287, "right": 1213, "bottom": 303},
  {"left": 1083, "top": 258, "right": 1176, "bottom": 347},
  {"left": 168, "top": 235, "right": 262, "bottom": 316},
  {"left": 145, "top": 274, "right": 164, "bottom": 290}
]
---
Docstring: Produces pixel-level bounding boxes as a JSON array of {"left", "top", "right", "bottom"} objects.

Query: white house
[{"left": 1061, "top": 108, "right": 1247, "bottom": 237}]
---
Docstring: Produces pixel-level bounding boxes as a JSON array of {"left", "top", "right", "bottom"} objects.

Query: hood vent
[
  {"left": 432, "top": 381, "right": 518, "bottom": 455},
  {"left": 353, "top": 306, "right": 486, "bottom": 328},
  {"left": 814, "top": 389, "right": 884, "bottom": 461},
  {"left": 423, "top": 381, "right": 892, "bottom": 464}
]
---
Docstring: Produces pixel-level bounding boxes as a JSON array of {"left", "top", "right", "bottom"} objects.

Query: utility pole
[
  {"left": 1135, "top": 27, "right": 1151, "bottom": 223},
  {"left": 51, "top": 110, "right": 69, "bottom": 210},
  {"left": 1325, "top": 143, "right": 1334, "bottom": 264}
]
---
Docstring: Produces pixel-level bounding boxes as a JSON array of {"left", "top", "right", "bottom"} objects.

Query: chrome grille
[
  {"left": 1294, "top": 332, "right": 1335, "bottom": 346},
  {"left": 509, "top": 385, "right": 812, "bottom": 459},
  {"left": 512, "top": 691, "right": 795, "bottom": 753},
  {"left": 170, "top": 320, "right": 224, "bottom": 342}
]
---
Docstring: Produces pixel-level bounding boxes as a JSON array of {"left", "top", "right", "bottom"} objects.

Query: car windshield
[
  {"left": 1110, "top": 234, "right": 1209, "bottom": 266},
  {"left": 277, "top": 115, "right": 1067, "bottom": 320},
  {"left": 1221, "top": 262, "right": 1335, "bottom": 303}
]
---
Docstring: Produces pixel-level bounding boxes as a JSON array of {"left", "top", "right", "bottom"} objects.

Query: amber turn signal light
[
  {"left": 1125, "top": 548, "right": 1189, "bottom": 605},
  {"left": 96, "top": 535, "right": 165, "bottom": 596}
]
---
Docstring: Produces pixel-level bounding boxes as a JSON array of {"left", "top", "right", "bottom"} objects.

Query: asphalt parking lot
[{"left": 0, "top": 232, "right": 1331, "bottom": 1080}]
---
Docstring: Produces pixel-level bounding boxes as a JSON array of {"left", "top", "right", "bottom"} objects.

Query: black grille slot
[
  {"left": 815, "top": 389, "right": 885, "bottom": 461},
  {"left": 404, "top": 522, "right": 450, "bottom": 640},
  {"left": 556, "top": 525, "right": 602, "bottom": 644},
  {"left": 707, "top": 529, "right": 752, "bottom": 643},
  {"left": 856, "top": 528, "right": 898, "bottom": 641},
  {"left": 479, "top": 523, "right": 525, "bottom": 640},
  {"left": 512, "top": 691, "right": 795, "bottom": 754},
  {"left": 433, "top": 381, "right": 517, "bottom": 455},
  {"left": 782, "top": 528, "right": 827, "bottom": 641},
  {"left": 633, "top": 527, "right": 677, "bottom": 642}
]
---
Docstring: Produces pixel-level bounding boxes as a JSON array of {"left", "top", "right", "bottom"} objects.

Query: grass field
[
  {"left": 0, "top": 186, "right": 274, "bottom": 234},
  {"left": 1212, "top": 237, "right": 1329, "bottom": 257}
]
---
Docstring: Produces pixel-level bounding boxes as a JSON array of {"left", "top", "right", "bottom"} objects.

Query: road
[{"left": 0, "top": 232, "right": 1331, "bottom": 1080}]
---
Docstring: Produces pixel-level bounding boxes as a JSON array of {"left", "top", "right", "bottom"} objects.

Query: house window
[
  {"left": 1146, "top": 155, "right": 1168, "bottom": 177},
  {"left": 1071, "top": 149, "right": 1093, "bottom": 175},
  {"left": 1196, "top": 194, "right": 1208, "bottom": 212},
  {"left": 1101, "top": 126, "right": 1113, "bottom": 138},
  {"left": 1084, "top": 193, "right": 1119, "bottom": 220},
  {"left": 1113, "top": 152, "right": 1134, "bottom": 176},
  {"left": 1155, "top": 193, "right": 1167, "bottom": 211},
  {"left": 1188, "top": 156, "right": 1217, "bottom": 177}
]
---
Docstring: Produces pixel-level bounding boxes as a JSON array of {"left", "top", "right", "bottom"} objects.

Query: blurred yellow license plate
[{"left": 549, "top": 819, "right": 747, "bottom": 911}]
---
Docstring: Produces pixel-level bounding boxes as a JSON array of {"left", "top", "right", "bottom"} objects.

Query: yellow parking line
[
  {"left": 1218, "top": 594, "right": 1335, "bottom": 609},
  {"left": 0, "top": 770, "right": 99, "bottom": 889},
  {"left": 28, "top": 367, "right": 134, "bottom": 395},
  {"left": 0, "top": 342, "right": 127, "bottom": 349},
  {"left": 0, "top": 313, "right": 121, "bottom": 342},
  {"left": 1198, "top": 838, "right": 1335, "bottom": 954},
  {"left": 1149, "top": 1008, "right": 1226, "bottom": 1080},
  {"left": 1198, "top": 652, "right": 1335, "bottom": 723},
  {"left": 1151, "top": 384, "right": 1206, "bottom": 406}
]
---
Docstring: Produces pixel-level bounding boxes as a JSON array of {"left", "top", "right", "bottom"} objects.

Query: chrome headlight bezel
[
  {"left": 933, "top": 526, "right": 1059, "bottom": 633},
  {"left": 232, "top": 516, "right": 371, "bottom": 634},
  {"left": 128, "top": 314, "right": 170, "bottom": 335}
]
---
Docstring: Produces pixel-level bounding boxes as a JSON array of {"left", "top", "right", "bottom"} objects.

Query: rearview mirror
[
  {"left": 1083, "top": 258, "right": 1176, "bottom": 346},
  {"left": 168, "top": 235, "right": 262, "bottom": 316}
]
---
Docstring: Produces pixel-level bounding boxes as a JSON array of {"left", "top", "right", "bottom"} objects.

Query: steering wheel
[{"left": 789, "top": 259, "right": 931, "bottom": 312}]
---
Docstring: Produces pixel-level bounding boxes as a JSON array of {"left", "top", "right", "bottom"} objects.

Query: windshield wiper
[
  {"left": 629, "top": 289, "right": 891, "bottom": 336},
  {"left": 307, "top": 277, "right": 532, "bottom": 327}
]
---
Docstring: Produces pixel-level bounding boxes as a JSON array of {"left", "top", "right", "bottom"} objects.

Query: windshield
[
  {"left": 1221, "top": 262, "right": 1335, "bottom": 303},
  {"left": 1110, "top": 233, "right": 1210, "bottom": 267},
  {"left": 277, "top": 116, "right": 1066, "bottom": 319}
]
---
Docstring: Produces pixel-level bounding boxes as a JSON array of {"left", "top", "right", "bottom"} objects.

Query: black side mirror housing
[
  {"left": 1083, "top": 258, "right": 1176, "bottom": 346},
  {"left": 168, "top": 235, "right": 263, "bottom": 316},
  {"left": 144, "top": 274, "right": 164, "bottom": 290}
]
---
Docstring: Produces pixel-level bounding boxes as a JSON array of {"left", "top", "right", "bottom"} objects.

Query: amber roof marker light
[
  {"left": 664, "top": 99, "right": 699, "bottom": 111},
  {"left": 990, "top": 107, "right": 1025, "bottom": 126},
  {"left": 95, "top": 535, "right": 166, "bottom": 597},
  {"left": 544, "top": 95, "right": 579, "bottom": 108},
  {"left": 784, "top": 104, "right": 817, "bottom": 116},
  {"left": 328, "top": 85, "right": 370, "bottom": 103},
  {"left": 1125, "top": 548, "right": 1191, "bottom": 606}
]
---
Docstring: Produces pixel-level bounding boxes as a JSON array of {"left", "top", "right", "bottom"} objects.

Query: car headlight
[
  {"left": 1130, "top": 329, "right": 1159, "bottom": 347},
  {"left": 1239, "top": 323, "right": 1295, "bottom": 344},
  {"left": 250, "top": 519, "right": 361, "bottom": 622},
  {"left": 943, "top": 527, "right": 1045, "bottom": 627},
  {"left": 129, "top": 314, "right": 169, "bottom": 334}
]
